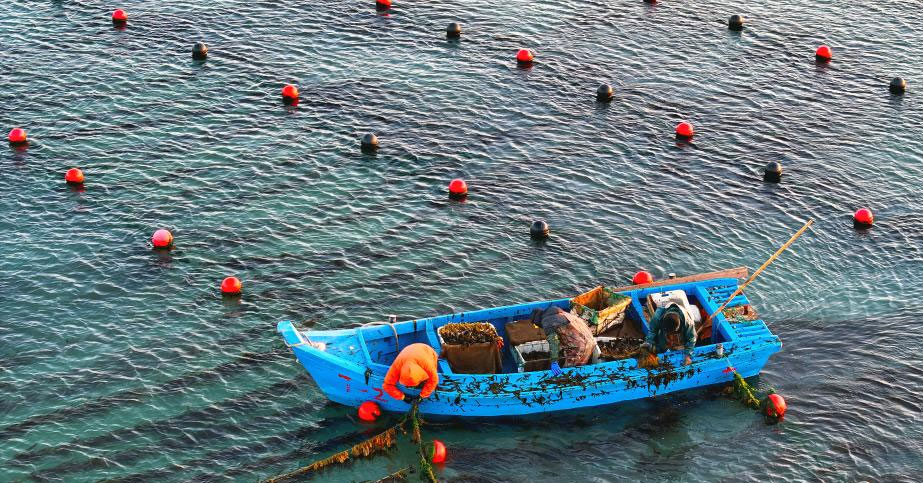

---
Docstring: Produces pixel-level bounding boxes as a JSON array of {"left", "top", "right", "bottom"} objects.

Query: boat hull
[{"left": 278, "top": 272, "right": 782, "bottom": 417}]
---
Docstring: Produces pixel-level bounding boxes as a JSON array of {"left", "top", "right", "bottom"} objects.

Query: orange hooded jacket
[{"left": 382, "top": 343, "right": 439, "bottom": 400}]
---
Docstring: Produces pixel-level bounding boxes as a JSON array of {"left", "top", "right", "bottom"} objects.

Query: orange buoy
[
  {"left": 516, "top": 49, "right": 534, "bottom": 64},
  {"left": 221, "top": 276, "right": 242, "bottom": 295},
  {"left": 632, "top": 271, "right": 653, "bottom": 285},
  {"left": 432, "top": 440, "right": 447, "bottom": 463},
  {"left": 853, "top": 208, "right": 874, "bottom": 227},
  {"left": 765, "top": 393, "right": 786, "bottom": 419},
  {"left": 65, "top": 168, "right": 84, "bottom": 184},
  {"left": 112, "top": 9, "right": 127, "bottom": 23},
  {"left": 8, "top": 128, "right": 27, "bottom": 145},
  {"left": 376, "top": 0, "right": 391, "bottom": 10},
  {"left": 152, "top": 229, "right": 174, "bottom": 248},
  {"left": 281, "top": 84, "right": 299, "bottom": 104},
  {"left": 448, "top": 178, "right": 468, "bottom": 199},
  {"left": 675, "top": 122, "right": 694, "bottom": 139},
  {"left": 815, "top": 45, "right": 832, "bottom": 62},
  {"left": 358, "top": 401, "right": 381, "bottom": 422}
]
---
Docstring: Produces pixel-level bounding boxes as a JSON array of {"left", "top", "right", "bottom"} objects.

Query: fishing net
[
  {"left": 264, "top": 401, "right": 438, "bottom": 483},
  {"left": 721, "top": 305, "right": 759, "bottom": 323}
]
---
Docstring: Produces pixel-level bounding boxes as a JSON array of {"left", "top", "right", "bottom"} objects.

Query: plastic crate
[
  {"left": 571, "top": 286, "right": 632, "bottom": 335},
  {"left": 511, "top": 340, "right": 551, "bottom": 373},
  {"left": 511, "top": 339, "right": 601, "bottom": 373}
]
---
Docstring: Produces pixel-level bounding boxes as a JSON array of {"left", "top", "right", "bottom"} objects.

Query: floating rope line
[
  {"left": 408, "top": 402, "right": 437, "bottom": 483},
  {"left": 374, "top": 466, "right": 412, "bottom": 482},
  {"left": 262, "top": 401, "right": 437, "bottom": 483},
  {"left": 731, "top": 371, "right": 761, "bottom": 409}
]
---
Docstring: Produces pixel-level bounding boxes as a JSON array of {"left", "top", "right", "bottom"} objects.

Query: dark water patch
[
  {"left": 6, "top": 323, "right": 279, "bottom": 408},
  {"left": 0, "top": 349, "right": 289, "bottom": 439},
  {"left": 11, "top": 378, "right": 304, "bottom": 466}
]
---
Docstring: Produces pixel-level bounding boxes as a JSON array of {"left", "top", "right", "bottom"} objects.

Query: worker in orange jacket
[{"left": 382, "top": 343, "right": 439, "bottom": 403}]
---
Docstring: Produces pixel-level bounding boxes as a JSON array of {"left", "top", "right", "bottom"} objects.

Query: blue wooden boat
[{"left": 277, "top": 268, "right": 781, "bottom": 417}]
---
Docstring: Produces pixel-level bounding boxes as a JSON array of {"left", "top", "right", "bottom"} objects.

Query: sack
[
  {"left": 556, "top": 317, "right": 596, "bottom": 367},
  {"left": 505, "top": 319, "right": 546, "bottom": 346},
  {"left": 438, "top": 323, "right": 503, "bottom": 374},
  {"left": 571, "top": 286, "right": 631, "bottom": 335},
  {"left": 441, "top": 341, "right": 502, "bottom": 374}
]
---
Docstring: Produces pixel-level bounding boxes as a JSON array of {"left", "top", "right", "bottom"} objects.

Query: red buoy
[
  {"left": 376, "top": 0, "right": 391, "bottom": 10},
  {"left": 765, "top": 393, "right": 786, "bottom": 419},
  {"left": 65, "top": 168, "right": 84, "bottom": 184},
  {"left": 632, "top": 271, "right": 653, "bottom": 285},
  {"left": 675, "top": 122, "right": 694, "bottom": 138},
  {"left": 853, "top": 208, "right": 874, "bottom": 227},
  {"left": 432, "top": 440, "right": 447, "bottom": 463},
  {"left": 221, "top": 276, "right": 242, "bottom": 295},
  {"left": 358, "top": 401, "right": 381, "bottom": 422},
  {"left": 281, "top": 84, "right": 299, "bottom": 103},
  {"left": 448, "top": 178, "right": 467, "bottom": 199},
  {"left": 815, "top": 45, "right": 832, "bottom": 61},
  {"left": 112, "top": 9, "right": 127, "bottom": 23},
  {"left": 516, "top": 49, "right": 534, "bottom": 64},
  {"left": 8, "top": 128, "right": 27, "bottom": 144},
  {"left": 152, "top": 229, "right": 174, "bottom": 248}
]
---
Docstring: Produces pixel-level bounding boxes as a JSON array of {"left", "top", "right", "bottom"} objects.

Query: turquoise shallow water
[{"left": 1, "top": 0, "right": 922, "bottom": 481}]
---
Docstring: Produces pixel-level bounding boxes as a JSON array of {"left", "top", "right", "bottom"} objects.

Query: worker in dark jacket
[
  {"left": 532, "top": 306, "right": 595, "bottom": 375},
  {"left": 641, "top": 303, "right": 696, "bottom": 366}
]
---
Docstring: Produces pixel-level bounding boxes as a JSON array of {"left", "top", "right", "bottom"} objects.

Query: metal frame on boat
[{"left": 277, "top": 268, "right": 781, "bottom": 417}]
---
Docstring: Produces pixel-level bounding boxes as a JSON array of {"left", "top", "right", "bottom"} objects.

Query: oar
[{"left": 703, "top": 218, "right": 814, "bottom": 326}]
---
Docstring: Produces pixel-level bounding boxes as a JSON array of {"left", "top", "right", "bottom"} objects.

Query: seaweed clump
[
  {"left": 732, "top": 371, "right": 761, "bottom": 409},
  {"left": 264, "top": 401, "right": 437, "bottom": 483},
  {"left": 440, "top": 323, "right": 500, "bottom": 345},
  {"left": 636, "top": 345, "right": 660, "bottom": 369},
  {"left": 599, "top": 337, "right": 644, "bottom": 361}
]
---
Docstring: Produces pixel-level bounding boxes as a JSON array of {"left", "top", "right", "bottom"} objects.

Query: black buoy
[
  {"left": 728, "top": 15, "right": 744, "bottom": 31},
  {"left": 447, "top": 22, "right": 461, "bottom": 38},
  {"left": 890, "top": 77, "right": 907, "bottom": 94},
  {"left": 361, "top": 133, "right": 379, "bottom": 152},
  {"left": 596, "top": 84, "right": 613, "bottom": 102},
  {"left": 763, "top": 161, "right": 782, "bottom": 183},
  {"left": 192, "top": 42, "right": 208, "bottom": 60},
  {"left": 530, "top": 220, "right": 550, "bottom": 240}
]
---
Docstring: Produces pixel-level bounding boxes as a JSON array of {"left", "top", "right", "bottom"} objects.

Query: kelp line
[{"left": 263, "top": 401, "right": 437, "bottom": 482}]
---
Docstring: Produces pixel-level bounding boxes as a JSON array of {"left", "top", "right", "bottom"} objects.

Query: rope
[
  {"left": 261, "top": 401, "right": 436, "bottom": 483},
  {"left": 362, "top": 317, "right": 401, "bottom": 353}
]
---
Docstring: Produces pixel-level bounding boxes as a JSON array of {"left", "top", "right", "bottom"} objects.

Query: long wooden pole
[
  {"left": 704, "top": 219, "right": 814, "bottom": 325},
  {"left": 609, "top": 266, "right": 749, "bottom": 293}
]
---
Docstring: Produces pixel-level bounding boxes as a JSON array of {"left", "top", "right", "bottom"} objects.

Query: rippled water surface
[{"left": 2, "top": 0, "right": 922, "bottom": 481}]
